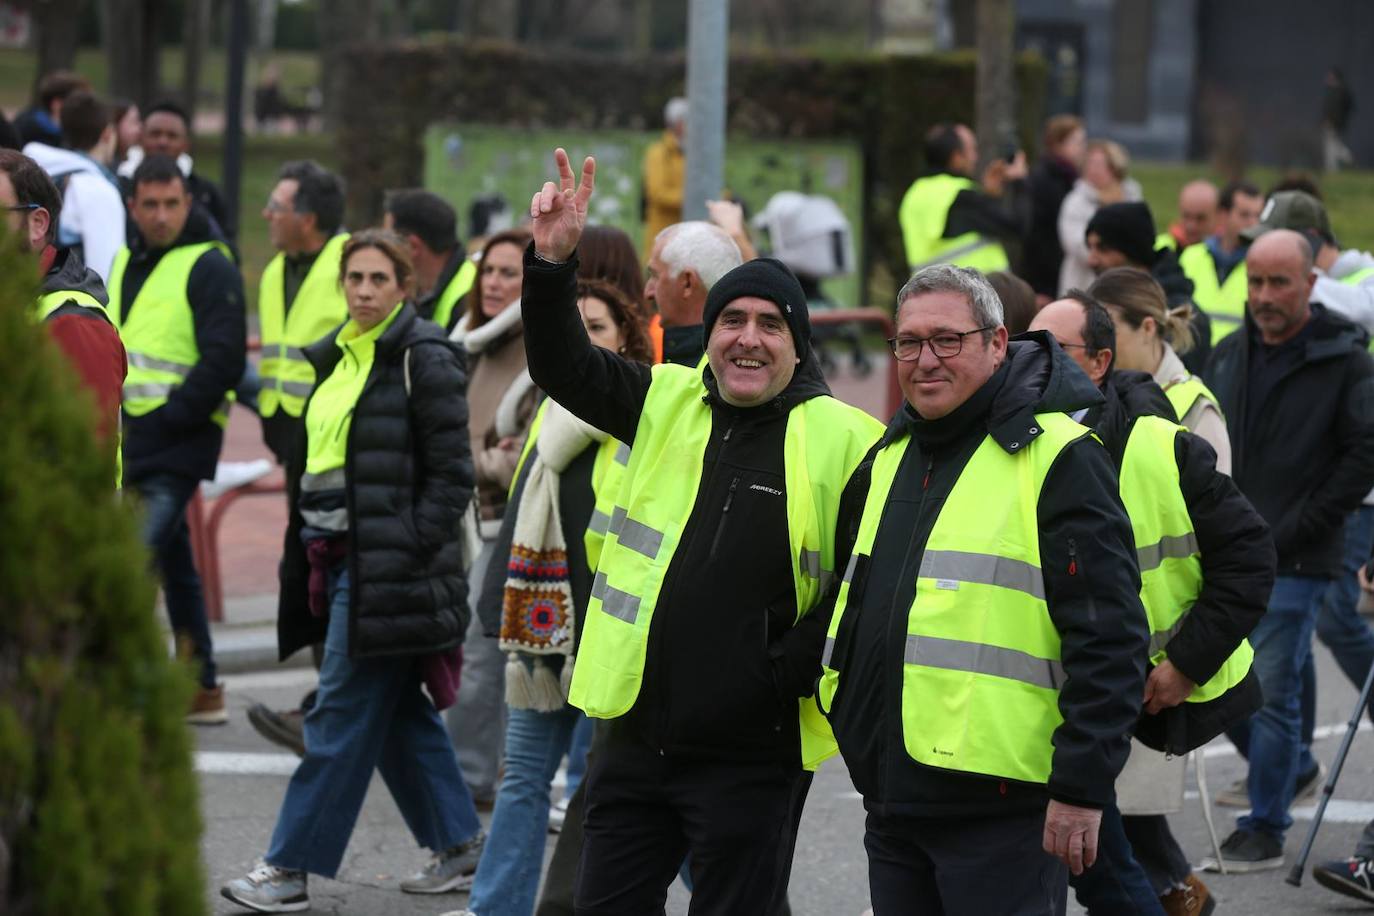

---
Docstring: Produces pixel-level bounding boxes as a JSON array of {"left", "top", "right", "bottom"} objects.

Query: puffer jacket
[{"left": 276, "top": 303, "right": 474, "bottom": 660}]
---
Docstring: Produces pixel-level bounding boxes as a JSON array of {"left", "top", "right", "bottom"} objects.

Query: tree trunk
[
  {"left": 105, "top": 0, "right": 165, "bottom": 108},
  {"left": 317, "top": 0, "right": 380, "bottom": 130},
  {"left": 255, "top": 0, "right": 278, "bottom": 53},
  {"left": 975, "top": 0, "right": 1015, "bottom": 159},
  {"left": 182, "top": 0, "right": 210, "bottom": 119},
  {"left": 31, "top": 0, "right": 85, "bottom": 94}
]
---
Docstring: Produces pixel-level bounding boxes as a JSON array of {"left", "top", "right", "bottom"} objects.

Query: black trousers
[
  {"left": 865, "top": 808, "right": 1068, "bottom": 916},
  {"left": 573, "top": 743, "right": 799, "bottom": 916}
]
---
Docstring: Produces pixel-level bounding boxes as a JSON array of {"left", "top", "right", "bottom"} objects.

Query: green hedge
[
  {"left": 0, "top": 235, "right": 204, "bottom": 915},
  {"left": 338, "top": 40, "right": 1045, "bottom": 306}
]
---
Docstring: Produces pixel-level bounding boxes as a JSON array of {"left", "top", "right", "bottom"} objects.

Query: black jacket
[
  {"left": 276, "top": 304, "right": 473, "bottom": 660},
  {"left": 1205, "top": 304, "right": 1374, "bottom": 578},
  {"left": 416, "top": 248, "right": 470, "bottom": 333},
  {"left": 119, "top": 207, "right": 246, "bottom": 484},
  {"left": 1023, "top": 155, "right": 1079, "bottom": 296},
  {"left": 187, "top": 172, "right": 236, "bottom": 249},
  {"left": 826, "top": 334, "right": 1148, "bottom": 815},
  {"left": 942, "top": 172, "right": 1030, "bottom": 249},
  {"left": 1088, "top": 371, "right": 1273, "bottom": 754},
  {"left": 523, "top": 247, "right": 843, "bottom": 764}
]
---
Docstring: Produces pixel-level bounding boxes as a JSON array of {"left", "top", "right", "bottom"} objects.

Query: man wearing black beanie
[
  {"left": 1087, "top": 201, "right": 1212, "bottom": 373},
  {"left": 520, "top": 149, "right": 884, "bottom": 913}
]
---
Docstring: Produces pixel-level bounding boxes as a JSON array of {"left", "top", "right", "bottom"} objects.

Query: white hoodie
[
  {"left": 22, "top": 142, "right": 126, "bottom": 283},
  {"left": 1314, "top": 247, "right": 1374, "bottom": 336}
]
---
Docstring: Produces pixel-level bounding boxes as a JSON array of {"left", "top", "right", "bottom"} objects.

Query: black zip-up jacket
[
  {"left": 523, "top": 247, "right": 849, "bottom": 764},
  {"left": 826, "top": 334, "right": 1148, "bottom": 815},
  {"left": 1204, "top": 303, "right": 1374, "bottom": 578},
  {"left": 119, "top": 206, "right": 246, "bottom": 484},
  {"left": 276, "top": 304, "right": 473, "bottom": 660},
  {"left": 1023, "top": 155, "right": 1078, "bottom": 296},
  {"left": 1088, "top": 371, "right": 1273, "bottom": 754},
  {"left": 939, "top": 170, "right": 1030, "bottom": 249}
]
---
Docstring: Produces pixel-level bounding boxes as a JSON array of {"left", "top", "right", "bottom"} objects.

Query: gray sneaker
[
  {"left": 400, "top": 832, "right": 485, "bottom": 894},
  {"left": 220, "top": 862, "right": 308, "bottom": 913},
  {"left": 1214, "top": 762, "right": 1325, "bottom": 808}
]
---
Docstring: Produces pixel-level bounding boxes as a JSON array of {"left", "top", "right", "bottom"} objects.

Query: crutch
[
  {"left": 1286, "top": 656, "right": 1374, "bottom": 887},
  {"left": 1193, "top": 749, "right": 1228, "bottom": 875}
]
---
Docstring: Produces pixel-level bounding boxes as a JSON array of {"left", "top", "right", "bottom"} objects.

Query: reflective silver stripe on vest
[
  {"left": 614, "top": 442, "right": 631, "bottom": 465},
  {"left": 919, "top": 549, "right": 1046, "bottom": 601},
  {"left": 842, "top": 553, "right": 860, "bottom": 584},
  {"left": 300, "top": 467, "right": 346, "bottom": 493},
  {"left": 904, "top": 634, "right": 1065, "bottom": 691},
  {"left": 301, "top": 506, "right": 349, "bottom": 531},
  {"left": 800, "top": 548, "right": 822, "bottom": 580},
  {"left": 1213, "top": 314, "right": 1243, "bottom": 327},
  {"left": 592, "top": 571, "right": 641, "bottom": 624},
  {"left": 278, "top": 380, "right": 315, "bottom": 398},
  {"left": 1137, "top": 533, "right": 1200, "bottom": 573},
  {"left": 911, "top": 237, "right": 997, "bottom": 271},
  {"left": 123, "top": 381, "right": 176, "bottom": 399},
  {"left": 264, "top": 343, "right": 309, "bottom": 362},
  {"left": 608, "top": 506, "right": 664, "bottom": 559},
  {"left": 128, "top": 351, "right": 194, "bottom": 376},
  {"left": 1149, "top": 614, "right": 1188, "bottom": 657},
  {"left": 821, "top": 636, "right": 837, "bottom": 668},
  {"left": 588, "top": 508, "right": 611, "bottom": 536}
]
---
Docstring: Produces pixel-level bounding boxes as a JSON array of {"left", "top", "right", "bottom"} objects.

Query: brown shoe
[
  {"left": 247, "top": 703, "right": 306, "bottom": 756},
  {"left": 1160, "top": 874, "right": 1216, "bottom": 916},
  {"left": 188, "top": 684, "right": 229, "bottom": 725}
]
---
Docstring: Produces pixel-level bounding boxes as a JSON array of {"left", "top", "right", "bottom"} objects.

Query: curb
[{"left": 212, "top": 624, "right": 313, "bottom": 675}]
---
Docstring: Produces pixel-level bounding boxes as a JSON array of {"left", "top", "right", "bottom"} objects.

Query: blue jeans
[
  {"left": 1302, "top": 507, "right": 1374, "bottom": 742},
  {"left": 468, "top": 700, "right": 581, "bottom": 916},
  {"left": 1225, "top": 575, "right": 1328, "bottom": 839},
  {"left": 1070, "top": 805, "right": 1166, "bottom": 915},
  {"left": 265, "top": 567, "right": 482, "bottom": 877},
  {"left": 132, "top": 472, "right": 215, "bottom": 688}
]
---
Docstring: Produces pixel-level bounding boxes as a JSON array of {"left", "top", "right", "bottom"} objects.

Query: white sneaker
[
  {"left": 202, "top": 459, "right": 273, "bottom": 499},
  {"left": 220, "top": 862, "right": 308, "bottom": 912},
  {"left": 549, "top": 796, "right": 570, "bottom": 834}
]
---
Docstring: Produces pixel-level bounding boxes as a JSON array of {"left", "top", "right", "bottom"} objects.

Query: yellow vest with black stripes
[
  {"left": 569, "top": 363, "right": 883, "bottom": 769},
  {"left": 899, "top": 174, "right": 1010, "bottom": 273},
  {"left": 1119, "top": 416, "right": 1252, "bottom": 703},
  {"left": 259, "top": 233, "right": 351, "bottom": 419},
  {"left": 819, "top": 411, "right": 1090, "bottom": 785},
  {"left": 107, "top": 241, "right": 234, "bottom": 428}
]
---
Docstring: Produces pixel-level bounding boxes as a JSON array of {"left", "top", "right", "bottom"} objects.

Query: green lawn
[
  {"left": 0, "top": 47, "right": 319, "bottom": 114},
  {"left": 1134, "top": 163, "right": 1374, "bottom": 253}
]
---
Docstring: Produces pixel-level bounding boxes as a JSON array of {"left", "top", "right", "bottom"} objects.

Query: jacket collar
[{"left": 451, "top": 297, "right": 521, "bottom": 354}]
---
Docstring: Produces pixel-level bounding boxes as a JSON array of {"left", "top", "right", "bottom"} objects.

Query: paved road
[{"left": 198, "top": 641, "right": 1373, "bottom": 916}]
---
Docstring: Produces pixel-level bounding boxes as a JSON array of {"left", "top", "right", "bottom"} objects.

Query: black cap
[
  {"left": 1086, "top": 202, "right": 1158, "bottom": 268},
  {"left": 702, "top": 257, "right": 811, "bottom": 361}
]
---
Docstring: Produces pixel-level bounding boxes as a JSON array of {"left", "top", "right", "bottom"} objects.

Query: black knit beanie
[
  {"left": 1086, "top": 202, "right": 1158, "bottom": 268},
  {"left": 702, "top": 258, "right": 811, "bottom": 361}
]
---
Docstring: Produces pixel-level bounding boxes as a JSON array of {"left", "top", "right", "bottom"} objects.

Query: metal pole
[
  {"left": 222, "top": 0, "right": 250, "bottom": 235},
  {"left": 681, "top": 0, "right": 729, "bottom": 221}
]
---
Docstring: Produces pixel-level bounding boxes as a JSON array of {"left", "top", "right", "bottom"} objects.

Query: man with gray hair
[
  {"left": 642, "top": 97, "right": 688, "bottom": 253},
  {"left": 645, "top": 219, "right": 742, "bottom": 365},
  {"left": 818, "top": 264, "right": 1149, "bottom": 913}
]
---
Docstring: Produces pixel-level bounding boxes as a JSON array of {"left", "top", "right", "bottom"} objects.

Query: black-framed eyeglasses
[
  {"left": 1055, "top": 341, "right": 1094, "bottom": 351},
  {"left": 887, "top": 326, "right": 993, "bottom": 362},
  {"left": 5, "top": 204, "right": 40, "bottom": 213}
]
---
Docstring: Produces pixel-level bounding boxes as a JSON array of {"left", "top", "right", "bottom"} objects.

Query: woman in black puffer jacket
[{"left": 222, "top": 230, "right": 486, "bottom": 912}]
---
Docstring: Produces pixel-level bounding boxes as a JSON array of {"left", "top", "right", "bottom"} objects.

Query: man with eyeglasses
[
  {"left": 816, "top": 264, "right": 1149, "bottom": 915},
  {"left": 1030, "top": 291, "right": 1272, "bottom": 911},
  {"left": 2, "top": 148, "right": 125, "bottom": 472}
]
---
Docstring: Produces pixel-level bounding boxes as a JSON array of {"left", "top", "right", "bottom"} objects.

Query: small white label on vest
[
  {"left": 749, "top": 484, "right": 783, "bottom": 496},
  {"left": 936, "top": 579, "right": 960, "bottom": 591}
]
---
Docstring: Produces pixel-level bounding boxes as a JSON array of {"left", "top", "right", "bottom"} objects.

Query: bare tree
[
  {"left": 27, "top": 0, "right": 85, "bottom": 92},
  {"left": 975, "top": 0, "right": 1015, "bottom": 157},
  {"left": 182, "top": 0, "right": 211, "bottom": 119},
  {"left": 105, "top": 0, "right": 166, "bottom": 107},
  {"left": 317, "top": 0, "right": 381, "bottom": 129}
]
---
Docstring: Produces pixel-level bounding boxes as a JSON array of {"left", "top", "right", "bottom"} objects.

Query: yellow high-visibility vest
[
  {"left": 899, "top": 174, "right": 1010, "bottom": 274},
  {"left": 259, "top": 233, "right": 350, "bottom": 419}
]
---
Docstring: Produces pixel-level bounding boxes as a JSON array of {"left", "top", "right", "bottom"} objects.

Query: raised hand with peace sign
[{"left": 530, "top": 147, "right": 596, "bottom": 263}]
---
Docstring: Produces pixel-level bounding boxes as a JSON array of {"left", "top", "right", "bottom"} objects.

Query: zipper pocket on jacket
[
  {"left": 1068, "top": 538, "right": 1078, "bottom": 576},
  {"left": 708, "top": 476, "right": 741, "bottom": 560}
]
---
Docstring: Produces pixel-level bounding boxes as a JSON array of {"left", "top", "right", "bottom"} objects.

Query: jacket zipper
[
  {"left": 708, "top": 476, "right": 741, "bottom": 560},
  {"left": 656, "top": 417, "right": 735, "bottom": 755},
  {"left": 1068, "top": 538, "right": 1078, "bottom": 576}
]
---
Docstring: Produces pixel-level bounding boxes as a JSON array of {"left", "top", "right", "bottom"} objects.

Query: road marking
[
  {"left": 195, "top": 750, "right": 573, "bottom": 788},
  {"left": 220, "top": 669, "right": 320, "bottom": 691},
  {"left": 195, "top": 751, "right": 301, "bottom": 776},
  {"left": 1182, "top": 791, "right": 1374, "bottom": 824}
]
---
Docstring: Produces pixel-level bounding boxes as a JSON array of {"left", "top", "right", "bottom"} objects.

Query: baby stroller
[{"left": 753, "top": 192, "right": 872, "bottom": 378}]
